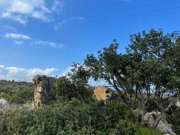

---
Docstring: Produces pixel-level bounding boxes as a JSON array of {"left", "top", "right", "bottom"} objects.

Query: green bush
[
  {"left": 135, "top": 127, "right": 163, "bottom": 135},
  {"left": 0, "top": 99, "right": 162, "bottom": 135},
  {"left": 0, "top": 80, "right": 34, "bottom": 104},
  {"left": 56, "top": 76, "right": 92, "bottom": 101},
  {"left": 4, "top": 90, "right": 33, "bottom": 104}
]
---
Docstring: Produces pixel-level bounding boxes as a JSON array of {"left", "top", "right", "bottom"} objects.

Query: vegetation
[
  {"left": 84, "top": 29, "right": 180, "bottom": 129},
  {"left": 0, "top": 29, "right": 179, "bottom": 134},
  {"left": 0, "top": 80, "right": 33, "bottom": 104},
  {"left": 0, "top": 98, "right": 162, "bottom": 135}
]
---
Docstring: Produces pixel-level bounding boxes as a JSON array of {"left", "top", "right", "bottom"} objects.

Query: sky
[{"left": 0, "top": 0, "right": 180, "bottom": 82}]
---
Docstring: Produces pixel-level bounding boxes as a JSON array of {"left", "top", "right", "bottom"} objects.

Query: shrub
[
  {"left": 56, "top": 76, "right": 92, "bottom": 101},
  {"left": 135, "top": 127, "right": 163, "bottom": 135},
  {"left": 5, "top": 90, "right": 33, "bottom": 104},
  {"left": 0, "top": 99, "right": 162, "bottom": 135}
]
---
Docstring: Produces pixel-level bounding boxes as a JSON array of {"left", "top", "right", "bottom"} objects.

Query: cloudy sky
[{"left": 0, "top": 0, "right": 180, "bottom": 81}]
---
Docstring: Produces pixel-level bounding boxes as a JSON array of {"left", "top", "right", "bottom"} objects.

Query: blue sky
[{"left": 0, "top": 0, "right": 180, "bottom": 81}]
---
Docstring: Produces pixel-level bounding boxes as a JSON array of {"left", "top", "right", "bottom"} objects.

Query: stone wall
[
  {"left": 93, "top": 86, "right": 111, "bottom": 102},
  {"left": 33, "top": 75, "right": 56, "bottom": 107}
]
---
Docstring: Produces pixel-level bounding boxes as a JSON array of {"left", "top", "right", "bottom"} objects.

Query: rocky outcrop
[
  {"left": 175, "top": 100, "right": 180, "bottom": 108},
  {"left": 33, "top": 75, "right": 56, "bottom": 107},
  {"left": 143, "top": 111, "right": 176, "bottom": 135},
  {"left": 0, "top": 98, "right": 10, "bottom": 111}
]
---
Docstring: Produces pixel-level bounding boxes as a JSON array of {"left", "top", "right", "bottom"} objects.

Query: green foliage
[
  {"left": 84, "top": 29, "right": 180, "bottom": 131},
  {"left": 0, "top": 99, "right": 162, "bottom": 135},
  {"left": 56, "top": 76, "right": 73, "bottom": 99},
  {"left": 84, "top": 40, "right": 134, "bottom": 104},
  {"left": 0, "top": 80, "right": 34, "bottom": 104},
  {"left": 6, "top": 90, "right": 33, "bottom": 104},
  {"left": 126, "top": 28, "right": 180, "bottom": 91},
  {"left": 135, "top": 127, "right": 162, "bottom": 135},
  {"left": 68, "top": 63, "right": 91, "bottom": 86},
  {"left": 0, "top": 80, "right": 34, "bottom": 93},
  {"left": 56, "top": 76, "right": 92, "bottom": 101}
]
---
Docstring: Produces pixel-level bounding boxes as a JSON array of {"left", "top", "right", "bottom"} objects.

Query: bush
[
  {"left": 4, "top": 90, "right": 33, "bottom": 104},
  {"left": 0, "top": 80, "right": 34, "bottom": 104},
  {"left": 56, "top": 76, "right": 92, "bottom": 101},
  {"left": 135, "top": 127, "right": 163, "bottom": 135},
  {"left": 0, "top": 99, "right": 162, "bottom": 135}
]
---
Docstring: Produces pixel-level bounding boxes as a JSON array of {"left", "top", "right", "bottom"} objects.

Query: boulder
[
  {"left": 175, "top": 100, "right": 180, "bottom": 108},
  {"left": 143, "top": 111, "right": 176, "bottom": 135},
  {"left": 0, "top": 98, "right": 10, "bottom": 111}
]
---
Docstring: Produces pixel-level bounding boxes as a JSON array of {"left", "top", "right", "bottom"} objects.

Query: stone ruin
[
  {"left": 33, "top": 76, "right": 112, "bottom": 106},
  {"left": 93, "top": 86, "right": 111, "bottom": 102},
  {"left": 33, "top": 75, "right": 56, "bottom": 107}
]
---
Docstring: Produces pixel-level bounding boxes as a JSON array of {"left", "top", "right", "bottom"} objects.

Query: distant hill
[
  {"left": 0, "top": 80, "right": 34, "bottom": 104},
  {"left": 0, "top": 80, "right": 34, "bottom": 92}
]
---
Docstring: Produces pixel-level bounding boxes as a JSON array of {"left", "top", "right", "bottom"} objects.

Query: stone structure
[
  {"left": 33, "top": 75, "right": 56, "bottom": 107},
  {"left": 93, "top": 86, "right": 111, "bottom": 102}
]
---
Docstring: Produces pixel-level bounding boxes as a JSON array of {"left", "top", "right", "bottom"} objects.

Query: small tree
[
  {"left": 84, "top": 40, "right": 137, "bottom": 105},
  {"left": 56, "top": 76, "right": 74, "bottom": 100},
  {"left": 56, "top": 63, "right": 92, "bottom": 101}
]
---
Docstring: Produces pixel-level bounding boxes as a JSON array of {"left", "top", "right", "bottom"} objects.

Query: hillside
[{"left": 0, "top": 80, "right": 34, "bottom": 104}]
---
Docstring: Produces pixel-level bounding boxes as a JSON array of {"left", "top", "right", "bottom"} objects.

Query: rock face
[
  {"left": 93, "top": 86, "right": 111, "bottom": 102},
  {"left": 33, "top": 75, "right": 56, "bottom": 107},
  {"left": 143, "top": 111, "right": 176, "bottom": 135},
  {"left": 175, "top": 100, "right": 180, "bottom": 108},
  {"left": 0, "top": 98, "right": 10, "bottom": 111}
]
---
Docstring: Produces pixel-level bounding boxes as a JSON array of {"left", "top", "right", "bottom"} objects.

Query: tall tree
[
  {"left": 56, "top": 63, "right": 91, "bottom": 101},
  {"left": 84, "top": 29, "right": 180, "bottom": 128},
  {"left": 84, "top": 40, "right": 136, "bottom": 104},
  {"left": 126, "top": 29, "right": 180, "bottom": 127}
]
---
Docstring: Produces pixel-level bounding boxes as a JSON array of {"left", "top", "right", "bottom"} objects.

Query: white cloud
[
  {"left": 54, "top": 17, "right": 84, "bottom": 31},
  {"left": 59, "top": 65, "right": 72, "bottom": 77},
  {"left": 32, "top": 40, "right": 65, "bottom": 48},
  {"left": 0, "top": 0, "right": 64, "bottom": 24},
  {"left": 4, "top": 34, "right": 65, "bottom": 48},
  {"left": 0, "top": 12, "right": 28, "bottom": 24},
  {"left": 14, "top": 41, "right": 24, "bottom": 45},
  {"left": 5, "top": 33, "right": 31, "bottom": 40},
  {"left": 1, "top": 25, "right": 16, "bottom": 32},
  {"left": 51, "top": 0, "right": 64, "bottom": 13},
  {"left": 0, "top": 64, "right": 57, "bottom": 82}
]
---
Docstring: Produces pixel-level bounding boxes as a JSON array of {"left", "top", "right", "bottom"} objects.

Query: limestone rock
[
  {"left": 175, "top": 100, "right": 180, "bottom": 108},
  {"left": 0, "top": 98, "right": 10, "bottom": 111},
  {"left": 143, "top": 111, "right": 176, "bottom": 135}
]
